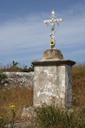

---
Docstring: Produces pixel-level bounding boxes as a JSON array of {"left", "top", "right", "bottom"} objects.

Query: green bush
[
  {"left": 28, "top": 64, "right": 34, "bottom": 72},
  {"left": 0, "top": 73, "right": 7, "bottom": 82},
  {"left": 11, "top": 61, "right": 19, "bottom": 67},
  {"left": 20, "top": 64, "right": 34, "bottom": 72}
]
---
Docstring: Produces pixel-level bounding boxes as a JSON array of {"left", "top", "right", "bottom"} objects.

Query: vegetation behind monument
[
  {"left": 0, "top": 62, "right": 85, "bottom": 127},
  {"left": 0, "top": 61, "right": 34, "bottom": 73}
]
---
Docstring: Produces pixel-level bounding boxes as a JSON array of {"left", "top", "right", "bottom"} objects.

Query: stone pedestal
[{"left": 32, "top": 49, "right": 76, "bottom": 108}]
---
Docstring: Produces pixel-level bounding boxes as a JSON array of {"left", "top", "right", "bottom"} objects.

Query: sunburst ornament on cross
[{"left": 44, "top": 10, "right": 63, "bottom": 49}]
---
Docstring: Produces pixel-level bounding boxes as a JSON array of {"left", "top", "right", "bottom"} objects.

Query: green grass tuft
[{"left": 35, "top": 105, "right": 85, "bottom": 128}]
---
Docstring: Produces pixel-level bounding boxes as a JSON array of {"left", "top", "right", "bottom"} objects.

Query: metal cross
[{"left": 44, "top": 10, "right": 63, "bottom": 49}]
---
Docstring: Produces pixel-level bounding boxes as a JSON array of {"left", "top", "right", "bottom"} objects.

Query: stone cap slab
[
  {"left": 42, "top": 49, "right": 63, "bottom": 60},
  {"left": 31, "top": 59, "right": 76, "bottom": 66}
]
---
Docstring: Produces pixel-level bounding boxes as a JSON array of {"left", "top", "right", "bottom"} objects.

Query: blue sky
[{"left": 0, "top": 0, "right": 85, "bottom": 67}]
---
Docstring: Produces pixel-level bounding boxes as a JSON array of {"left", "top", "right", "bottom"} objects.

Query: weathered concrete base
[{"left": 32, "top": 59, "right": 75, "bottom": 108}]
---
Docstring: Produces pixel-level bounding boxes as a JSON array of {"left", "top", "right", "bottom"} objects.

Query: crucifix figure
[{"left": 44, "top": 10, "right": 63, "bottom": 49}]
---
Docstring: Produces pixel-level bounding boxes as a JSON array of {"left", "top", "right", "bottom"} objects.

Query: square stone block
[{"left": 32, "top": 59, "right": 75, "bottom": 108}]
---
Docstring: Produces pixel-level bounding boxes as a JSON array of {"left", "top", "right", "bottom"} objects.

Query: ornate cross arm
[
  {"left": 44, "top": 10, "right": 63, "bottom": 49},
  {"left": 55, "top": 18, "right": 63, "bottom": 26},
  {"left": 44, "top": 20, "right": 51, "bottom": 26}
]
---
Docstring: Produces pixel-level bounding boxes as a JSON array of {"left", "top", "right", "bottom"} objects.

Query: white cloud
[{"left": 0, "top": 4, "right": 85, "bottom": 65}]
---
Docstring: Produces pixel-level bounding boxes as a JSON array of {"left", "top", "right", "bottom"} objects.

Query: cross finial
[{"left": 44, "top": 10, "right": 63, "bottom": 49}]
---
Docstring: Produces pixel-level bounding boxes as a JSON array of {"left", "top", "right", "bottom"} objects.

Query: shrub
[
  {"left": 0, "top": 73, "right": 7, "bottom": 83},
  {"left": 20, "top": 64, "right": 34, "bottom": 72}
]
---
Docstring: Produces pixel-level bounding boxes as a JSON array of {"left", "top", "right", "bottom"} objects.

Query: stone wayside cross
[
  {"left": 44, "top": 10, "right": 63, "bottom": 49},
  {"left": 32, "top": 10, "right": 76, "bottom": 109}
]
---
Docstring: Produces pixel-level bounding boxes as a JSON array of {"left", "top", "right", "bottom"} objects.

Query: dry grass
[
  {"left": 0, "top": 66, "right": 20, "bottom": 72},
  {"left": 72, "top": 64, "right": 85, "bottom": 120},
  {"left": 72, "top": 64, "right": 85, "bottom": 107},
  {"left": 0, "top": 63, "right": 34, "bottom": 73},
  {"left": 0, "top": 86, "right": 33, "bottom": 122}
]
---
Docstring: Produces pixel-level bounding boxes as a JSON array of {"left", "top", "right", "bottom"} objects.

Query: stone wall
[{"left": 0, "top": 72, "right": 34, "bottom": 89}]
